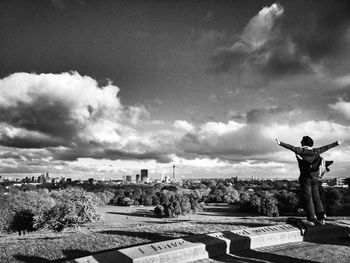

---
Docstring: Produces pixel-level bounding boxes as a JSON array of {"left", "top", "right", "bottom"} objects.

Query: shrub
[
  {"left": 11, "top": 209, "right": 34, "bottom": 234},
  {"left": 36, "top": 187, "right": 102, "bottom": 231},
  {"left": 139, "top": 194, "right": 153, "bottom": 206},
  {"left": 95, "top": 190, "right": 115, "bottom": 205},
  {"left": 0, "top": 191, "right": 55, "bottom": 233},
  {"left": 224, "top": 188, "right": 240, "bottom": 204},
  {"left": 247, "top": 194, "right": 261, "bottom": 214},
  {"left": 112, "top": 188, "right": 125, "bottom": 205},
  {"left": 239, "top": 192, "right": 260, "bottom": 214},
  {"left": 152, "top": 195, "right": 160, "bottom": 205},
  {"left": 154, "top": 204, "right": 165, "bottom": 217},
  {"left": 154, "top": 192, "right": 201, "bottom": 218},
  {"left": 0, "top": 195, "right": 16, "bottom": 233},
  {"left": 324, "top": 188, "right": 343, "bottom": 216},
  {"left": 260, "top": 191, "right": 279, "bottom": 217},
  {"left": 275, "top": 190, "right": 298, "bottom": 215}
]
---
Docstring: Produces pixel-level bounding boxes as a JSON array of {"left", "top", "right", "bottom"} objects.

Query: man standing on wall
[{"left": 275, "top": 136, "right": 340, "bottom": 226}]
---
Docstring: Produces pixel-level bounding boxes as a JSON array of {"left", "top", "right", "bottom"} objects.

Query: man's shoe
[{"left": 318, "top": 219, "right": 326, "bottom": 225}]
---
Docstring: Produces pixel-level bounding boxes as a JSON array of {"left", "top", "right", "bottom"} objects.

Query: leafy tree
[
  {"left": 324, "top": 188, "right": 343, "bottom": 216},
  {"left": 11, "top": 209, "right": 34, "bottom": 235},
  {"left": 154, "top": 204, "right": 165, "bottom": 217},
  {"left": 0, "top": 190, "right": 55, "bottom": 233},
  {"left": 239, "top": 192, "right": 260, "bottom": 214},
  {"left": 224, "top": 188, "right": 240, "bottom": 204},
  {"left": 140, "top": 194, "right": 153, "bottom": 206},
  {"left": 36, "top": 187, "right": 102, "bottom": 231},
  {"left": 260, "top": 191, "right": 279, "bottom": 217},
  {"left": 275, "top": 190, "right": 298, "bottom": 215},
  {"left": 112, "top": 188, "right": 125, "bottom": 204}
]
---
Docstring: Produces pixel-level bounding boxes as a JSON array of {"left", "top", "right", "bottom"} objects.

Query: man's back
[{"left": 278, "top": 141, "right": 339, "bottom": 176}]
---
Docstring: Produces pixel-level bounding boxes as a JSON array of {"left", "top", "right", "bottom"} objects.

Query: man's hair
[{"left": 301, "top": 136, "right": 313, "bottom": 147}]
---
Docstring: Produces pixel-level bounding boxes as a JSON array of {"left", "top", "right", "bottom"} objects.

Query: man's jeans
[{"left": 299, "top": 175, "right": 325, "bottom": 221}]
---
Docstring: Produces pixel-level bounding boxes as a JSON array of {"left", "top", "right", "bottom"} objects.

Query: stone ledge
[
  {"left": 66, "top": 224, "right": 305, "bottom": 263},
  {"left": 303, "top": 222, "right": 350, "bottom": 242},
  {"left": 66, "top": 223, "right": 350, "bottom": 263}
]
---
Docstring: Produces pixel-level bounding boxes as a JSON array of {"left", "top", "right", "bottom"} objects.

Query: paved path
[{"left": 192, "top": 239, "right": 350, "bottom": 263}]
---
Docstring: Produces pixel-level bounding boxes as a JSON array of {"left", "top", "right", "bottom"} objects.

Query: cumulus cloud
[
  {"left": 173, "top": 120, "right": 195, "bottom": 133},
  {"left": 177, "top": 114, "right": 350, "bottom": 164},
  {"left": 209, "top": 3, "right": 310, "bottom": 76},
  {"left": 1, "top": 72, "right": 350, "bottom": 178},
  {"left": 334, "top": 75, "right": 350, "bottom": 88},
  {"left": 0, "top": 72, "right": 171, "bottom": 163},
  {"left": 209, "top": 1, "right": 350, "bottom": 79},
  {"left": 245, "top": 105, "right": 310, "bottom": 124},
  {"left": 329, "top": 100, "right": 350, "bottom": 120}
]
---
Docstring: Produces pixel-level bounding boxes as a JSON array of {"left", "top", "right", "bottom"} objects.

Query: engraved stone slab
[
  {"left": 118, "top": 238, "right": 209, "bottom": 263},
  {"left": 230, "top": 224, "right": 303, "bottom": 249}
]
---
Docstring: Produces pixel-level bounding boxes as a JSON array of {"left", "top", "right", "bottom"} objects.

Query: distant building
[
  {"left": 125, "top": 175, "right": 132, "bottom": 182},
  {"left": 141, "top": 169, "right": 148, "bottom": 182},
  {"left": 136, "top": 174, "right": 140, "bottom": 183},
  {"left": 329, "top": 177, "right": 348, "bottom": 187}
]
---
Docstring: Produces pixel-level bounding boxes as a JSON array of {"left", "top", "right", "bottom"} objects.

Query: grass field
[{"left": 0, "top": 204, "right": 349, "bottom": 263}]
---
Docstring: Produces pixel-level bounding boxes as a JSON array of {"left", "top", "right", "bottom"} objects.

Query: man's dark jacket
[{"left": 279, "top": 141, "right": 339, "bottom": 177}]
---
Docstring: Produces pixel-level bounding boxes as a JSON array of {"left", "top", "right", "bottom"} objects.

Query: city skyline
[{"left": 1, "top": 0, "right": 350, "bottom": 179}]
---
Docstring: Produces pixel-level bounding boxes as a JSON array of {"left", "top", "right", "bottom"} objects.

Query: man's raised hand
[{"left": 275, "top": 138, "right": 280, "bottom": 145}]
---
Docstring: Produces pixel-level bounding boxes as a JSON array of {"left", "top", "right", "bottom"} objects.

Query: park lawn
[
  {"left": 0, "top": 204, "right": 286, "bottom": 263},
  {"left": 0, "top": 219, "right": 280, "bottom": 263},
  {"left": 2, "top": 204, "right": 348, "bottom": 263}
]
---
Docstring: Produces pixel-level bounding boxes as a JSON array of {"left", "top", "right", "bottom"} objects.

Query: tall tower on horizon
[{"left": 172, "top": 165, "right": 175, "bottom": 180}]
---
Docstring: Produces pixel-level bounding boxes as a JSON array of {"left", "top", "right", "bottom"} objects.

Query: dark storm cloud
[
  {"left": 0, "top": 134, "right": 65, "bottom": 149},
  {"left": 104, "top": 150, "right": 172, "bottom": 163},
  {"left": 245, "top": 105, "right": 300, "bottom": 124},
  {"left": 209, "top": 1, "right": 350, "bottom": 78},
  {"left": 50, "top": 144, "right": 171, "bottom": 163},
  {"left": 0, "top": 98, "right": 78, "bottom": 142}
]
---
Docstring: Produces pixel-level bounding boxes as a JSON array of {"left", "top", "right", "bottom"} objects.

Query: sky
[{"left": 1, "top": 0, "right": 350, "bottom": 180}]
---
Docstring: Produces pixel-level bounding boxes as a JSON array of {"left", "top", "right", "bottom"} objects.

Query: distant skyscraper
[
  {"left": 136, "top": 174, "right": 140, "bottom": 183},
  {"left": 141, "top": 169, "right": 148, "bottom": 182},
  {"left": 172, "top": 165, "right": 176, "bottom": 180}
]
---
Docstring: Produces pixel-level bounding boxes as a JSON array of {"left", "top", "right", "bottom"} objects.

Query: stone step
[{"left": 66, "top": 223, "right": 350, "bottom": 263}]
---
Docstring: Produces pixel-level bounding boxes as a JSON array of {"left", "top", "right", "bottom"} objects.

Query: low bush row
[{"left": 0, "top": 188, "right": 102, "bottom": 234}]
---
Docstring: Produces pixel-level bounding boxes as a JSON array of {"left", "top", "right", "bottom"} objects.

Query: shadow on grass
[
  {"left": 194, "top": 221, "right": 273, "bottom": 228},
  {"left": 227, "top": 250, "right": 320, "bottom": 263},
  {"left": 51, "top": 248, "right": 132, "bottom": 262},
  {"left": 106, "top": 211, "right": 157, "bottom": 218},
  {"left": 99, "top": 230, "right": 173, "bottom": 242},
  {"left": 13, "top": 255, "right": 50, "bottom": 263},
  {"left": 145, "top": 219, "right": 192, "bottom": 224},
  {"left": 197, "top": 210, "right": 259, "bottom": 217},
  {"left": 51, "top": 249, "right": 93, "bottom": 262}
]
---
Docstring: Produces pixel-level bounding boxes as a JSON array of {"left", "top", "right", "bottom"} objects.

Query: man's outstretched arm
[
  {"left": 314, "top": 141, "right": 341, "bottom": 154},
  {"left": 275, "top": 138, "right": 304, "bottom": 154}
]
